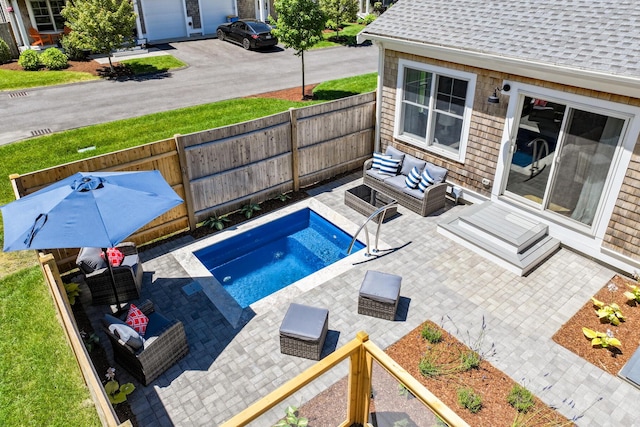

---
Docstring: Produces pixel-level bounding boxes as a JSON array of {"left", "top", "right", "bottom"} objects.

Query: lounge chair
[{"left": 28, "top": 27, "right": 54, "bottom": 46}]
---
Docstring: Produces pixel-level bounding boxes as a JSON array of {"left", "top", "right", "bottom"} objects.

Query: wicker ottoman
[
  {"left": 358, "top": 270, "right": 402, "bottom": 321},
  {"left": 279, "top": 303, "right": 329, "bottom": 360}
]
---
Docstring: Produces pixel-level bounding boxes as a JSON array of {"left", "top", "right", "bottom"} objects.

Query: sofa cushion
[
  {"left": 425, "top": 162, "right": 447, "bottom": 183},
  {"left": 378, "top": 157, "right": 402, "bottom": 176},
  {"left": 400, "top": 154, "right": 427, "bottom": 176},
  {"left": 77, "top": 247, "right": 107, "bottom": 274},
  {"left": 366, "top": 168, "right": 390, "bottom": 181},
  {"left": 385, "top": 145, "right": 406, "bottom": 163},
  {"left": 384, "top": 174, "right": 408, "bottom": 191},
  {"left": 104, "top": 314, "right": 144, "bottom": 350},
  {"left": 372, "top": 152, "right": 391, "bottom": 170},
  {"left": 403, "top": 185, "right": 426, "bottom": 200},
  {"left": 405, "top": 166, "right": 421, "bottom": 189}
]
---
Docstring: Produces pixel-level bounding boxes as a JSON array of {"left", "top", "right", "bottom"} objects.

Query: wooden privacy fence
[
  {"left": 10, "top": 92, "right": 376, "bottom": 273},
  {"left": 221, "top": 332, "right": 469, "bottom": 427}
]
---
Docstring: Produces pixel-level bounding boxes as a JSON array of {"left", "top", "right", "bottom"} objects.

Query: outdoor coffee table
[{"left": 344, "top": 184, "right": 397, "bottom": 223}]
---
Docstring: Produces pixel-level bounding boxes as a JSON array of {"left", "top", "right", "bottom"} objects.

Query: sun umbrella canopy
[{"left": 1, "top": 171, "right": 183, "bottom": 252}]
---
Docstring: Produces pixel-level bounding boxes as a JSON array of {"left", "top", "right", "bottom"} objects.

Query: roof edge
[{"left": 360, "top": 32, "right": 640, "bottom": 100}]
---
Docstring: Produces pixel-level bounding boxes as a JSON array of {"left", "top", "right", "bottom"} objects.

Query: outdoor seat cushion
[
  {"left": 366, "top": 167, "right": 391, "bottom": 181},
  {"left": 103, "top": 314, "right": 144, "bottom": 350},
  {"left": 359, "top": 270, "right": 402, "bottom": 304},
  {"left": 402, "top": 185, "right": 426, "bottom": 200},
  {"left": 279, "top": 303, "right": 328, "bottom": 342},
  {"left": 425, "top": 162, "right": 448, "bottom": 184},
  {"left": 385, "top": 145, "right": 406, "bottom": 163},
  {"left": 384, "top": 174, "right": 409, "bottom": 191},
  {"left": 142, "top": 312, "right": 172, "bottom": 348},
  {"left": 400, "top": 154, "right": 427, "bottom": 176},
  {"left": 77, "top": 247, "right": 107, "bottom": 274}
]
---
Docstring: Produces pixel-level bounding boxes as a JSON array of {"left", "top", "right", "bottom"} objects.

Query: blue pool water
[{"left": 193, "top": 208, "right": 364, "bottom": 308}]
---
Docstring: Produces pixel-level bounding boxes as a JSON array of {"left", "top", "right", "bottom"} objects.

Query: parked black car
[{"left": 216, "top": 19, "right": 278, "bottom": 50}]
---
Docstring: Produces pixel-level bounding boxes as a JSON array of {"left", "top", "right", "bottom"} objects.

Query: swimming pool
[{"left": 194, "top": 208, "right": 365, "bottom": 308}]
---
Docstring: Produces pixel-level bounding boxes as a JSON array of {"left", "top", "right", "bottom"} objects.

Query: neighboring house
[{"left": 359, "top": 0, "right": 640, "bottom": 274}]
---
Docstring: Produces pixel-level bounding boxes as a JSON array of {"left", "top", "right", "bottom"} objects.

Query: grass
[
  {"left": 0, "top": 267, "right": 101, "bottom": 426},
  {"left": 0, "top": 68, "right": 99, "bottom": 91},
  {"left": 313, "top": 72, "right": 377, "bottom": 100},
  {"left": 313, "top": 23, "right": 366, "bottom": 49},
  {"left": 120, "top": 55, "right": 186, "bottom": 74}
]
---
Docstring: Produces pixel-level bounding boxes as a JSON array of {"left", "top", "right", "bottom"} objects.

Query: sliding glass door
[{"left": 504, "top": 96, "right": 625, "bottom": 228}]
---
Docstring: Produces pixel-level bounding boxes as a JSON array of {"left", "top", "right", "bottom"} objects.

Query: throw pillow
[
  {"left": 106, "top": 319, "right": 144, "bottom": 350},
  {"left": 405, "top": 166, "right": 421, "bottom": 189},
  {"left": 126, "top": 304, "right": 149, "bottom": 337},
  {"left": 372, "top": 152, "right": 391, "bottom": 170},
  {"left": 101, "top": 247, "right": 125, "bottom": 267},
  {"left": 378, "top": 157, "right": 402, "bottom": 176},
  {"left": 76, "top": 247, "right": 107, "bottom": 274},
  {"left": 418, "top": 168, "right": 436, "bottom": 192}
]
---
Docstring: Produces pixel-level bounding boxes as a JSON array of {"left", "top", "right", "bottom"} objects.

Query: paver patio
[{"left": 86, "top": 172, "right": 640, "bottom": 426}]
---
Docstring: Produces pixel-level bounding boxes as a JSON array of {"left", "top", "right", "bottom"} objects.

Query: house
[
  {"left": 358, "top": 0, "right": 640, "bottom": 274},
  {"left": 0, "top": 0, "right": 277, "bottom": 49}
]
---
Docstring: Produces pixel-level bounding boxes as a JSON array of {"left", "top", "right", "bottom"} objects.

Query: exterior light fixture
[{"left": 488, "top": 84, "right": 511, "bottom": 104}]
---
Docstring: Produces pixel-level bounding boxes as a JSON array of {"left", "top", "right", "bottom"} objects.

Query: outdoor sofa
[{"left": 363, "top": 146, "right": 449, "bottom": 216}]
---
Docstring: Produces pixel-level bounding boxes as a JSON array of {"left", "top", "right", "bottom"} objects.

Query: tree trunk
[
  {"left": 301, "top": 50, "right": 305, "bottom": 100},
  {"left": 108, "top": 54, "right": 114, "bottom": 73}
]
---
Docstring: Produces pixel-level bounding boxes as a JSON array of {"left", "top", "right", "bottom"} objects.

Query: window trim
[
  {"left": 27, "top": 0, "right": 65, "bottom": 33},
  {"left": 394, "top": 59, "right": 477, "bottom": 163}
]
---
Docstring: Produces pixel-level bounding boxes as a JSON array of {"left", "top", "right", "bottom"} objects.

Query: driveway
[{"left": 0, "top": 39, "right": 378, "bottom": 145}]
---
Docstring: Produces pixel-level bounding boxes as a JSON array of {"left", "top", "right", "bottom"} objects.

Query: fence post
[
  {"left": 174, "top": 134, "right": 197, "bottom": 231},
  {"left": 347, "top": 331, "right": 371, "bottom": 425},
  {"left": 289, "top": 107, "right": 300, "bottom": 192}
]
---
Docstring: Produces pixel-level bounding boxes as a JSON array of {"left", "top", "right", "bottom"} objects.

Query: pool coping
[{"left": 171, "top": 198, "right": 391, "bottom": 328}]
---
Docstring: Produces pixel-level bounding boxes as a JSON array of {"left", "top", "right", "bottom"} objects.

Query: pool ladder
[{"left": 347, "top": 200, "right": 398, "bottom": 256}]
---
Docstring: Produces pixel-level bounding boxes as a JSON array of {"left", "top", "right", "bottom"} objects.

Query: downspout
[{"left": 374, "top": 41, "right": 385, "bottom": 152}]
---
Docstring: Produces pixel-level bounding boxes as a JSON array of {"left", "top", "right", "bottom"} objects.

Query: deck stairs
[{"left": 437, "top": 201, "right": 560, "bottom": 276}]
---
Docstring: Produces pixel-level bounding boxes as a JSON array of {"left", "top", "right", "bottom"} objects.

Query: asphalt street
[{"left": 0, "top": 39, "right": 379, "bottom": 145}]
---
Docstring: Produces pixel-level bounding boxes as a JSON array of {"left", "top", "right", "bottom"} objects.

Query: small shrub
[
  {"left": 457, "top": 387, "right": 482, "bottom": 413},
  {"left": 507, "top": 383, "right": 535, "bottom": 413},
  {"left": 325, "top": 19, "right": 339, "bottom": 31},
  {"left": 363, "top": 13, "right": 376, "bottom": 25},
  {"left": 203, "top": 212, "right": 230, "bottom": 230},
  {"left": 273, "top": 193, "right": 292, "bottom": 202},
  {"left": 591, "top": 297, "right": 624, "bottom": 325},
  {"left": 40, "top": 47, "right": 68, "bottom": 70},
  {"left": 421, "top": 323, "right": 442, "bottom": 343},
  {"left": 18, "top": 49, "right": 41, "bottom": 71},
  {"left": 241, "top": 202, "right": 261, "bottom": 219},
  {"left": 418, "top": 354, "right": 440, "bottom": 377},
  {"left": 459, "top": 350, "right": 481, "bottom": 371},
  {"left": 0, "top": 39, "right": 11, "bottom": 64},
  {"left": 64, "top": 282, "right": 81, "bottom": 305},
  {"left": 273, "top": 405, "right": 308, "bottom": 427},
  {"left": 60, "top": 36, "right": 86, "bottom": 61}
]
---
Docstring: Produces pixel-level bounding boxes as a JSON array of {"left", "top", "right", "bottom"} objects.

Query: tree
[
  {"left": 320, "top": 0, "right": 358, "bottom": 38},
  {"left": 271, "top": 0, "right": 326, "bottom": 100},
  {"left": 61, "top": 0, "right": 136, "bottom": 73}
]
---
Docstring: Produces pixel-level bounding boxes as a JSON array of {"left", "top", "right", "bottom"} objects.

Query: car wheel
[
  {"left": 217, "top": 29, "right": 225, "bottom": 41},
  {"left": 242, "top": 38, "right": 251, "bottom": 50}
]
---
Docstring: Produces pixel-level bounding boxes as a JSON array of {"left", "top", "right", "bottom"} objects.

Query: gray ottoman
[
  {"left": 358, "top": 270, "right": 402, "bottom": 321},
  {"left": 279, "top": 303, "right": 329, "bottom": 360}
]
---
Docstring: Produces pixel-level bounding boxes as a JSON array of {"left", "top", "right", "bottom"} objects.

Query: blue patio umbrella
[{"left": 1, "top": 170, "right": 183, "bottom": 307}]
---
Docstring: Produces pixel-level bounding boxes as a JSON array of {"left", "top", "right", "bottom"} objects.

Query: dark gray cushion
[
  {"left": 103, "top": 314, "right": 144, "bottom": 350},
  {"left": 77, "top": 247, "right": 107, "bottom": 274},
  {"left": 359, "top": 270, "right": 402, "bottom": 304},
  {"left": 279, "top": 303, "right": 328, "bottom": 342},
  {"left": 385, "top": 145, "right": 406, "bottom": 162},
  {"left": 400, "top": 154, "right": 427, "bottom": 176},
  {"left": 425, "top": 162, "right": 448, "bottom": 183}
]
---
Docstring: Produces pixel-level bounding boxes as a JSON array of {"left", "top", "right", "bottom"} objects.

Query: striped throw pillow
[
  {"left": 378, "top": 157, "right": 402, "bottom": 175},
  {"left": 405, "top": 166, "right": 421, "bottom": 188},
  {"left": 418, "top": 168, "right": 435, "bottom": 192},
  {"left": 372, "top": 152, "right": 391, "bottom": 170}
]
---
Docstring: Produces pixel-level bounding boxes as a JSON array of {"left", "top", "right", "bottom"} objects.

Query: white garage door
[
  {"left": 201, "top": 0, "right": 236, "bottom": 36},
  {"left": 142, "top": 0, "right": 187, "bottom": 42}
]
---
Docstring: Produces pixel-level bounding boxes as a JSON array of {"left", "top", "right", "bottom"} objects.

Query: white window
[
  {"left": 29, "top": 0, "right": 65, "bottom": 32},
  {"left": 394, "top": 60, "right": 476, "bottom": 162}
]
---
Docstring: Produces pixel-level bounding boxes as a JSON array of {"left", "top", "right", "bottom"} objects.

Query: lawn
[
  {"left": 313, "top": 23, "right": 367, "bottom": 49},
  {"left": 119, "top": 55, "right": 186, "bottom": 74},
  {"left": 0, "top": 68, "right": 99, "bottom": 90}
]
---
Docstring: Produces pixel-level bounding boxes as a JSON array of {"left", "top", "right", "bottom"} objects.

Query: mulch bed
[{"left": 553, "top": 274, "right": 640, "bottom": 375}]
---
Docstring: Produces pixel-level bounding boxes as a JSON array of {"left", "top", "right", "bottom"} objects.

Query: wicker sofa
[
  {"left": 363, "top": 146, "right": 449, "bottom": 216},
  {"left": 102, "top": 300, "right": 189, "bottom": 386}
]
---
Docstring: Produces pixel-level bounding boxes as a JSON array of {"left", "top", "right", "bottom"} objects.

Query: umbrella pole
[{"left": 103, "top": 248, "right": 123, "bottom": 313}]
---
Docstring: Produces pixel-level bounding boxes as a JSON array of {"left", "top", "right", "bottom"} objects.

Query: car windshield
[{"left": 247, "top": 22, "right": 272, "bottom": 33}]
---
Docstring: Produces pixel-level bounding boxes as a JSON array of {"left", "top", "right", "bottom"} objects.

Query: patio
[{"left": 84, "top": 172, "right": 639, "bottom": 426}]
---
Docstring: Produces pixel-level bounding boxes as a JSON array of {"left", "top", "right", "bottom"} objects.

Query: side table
[{"left": 345, "top": 184, "right": 397, "bottom": 223}]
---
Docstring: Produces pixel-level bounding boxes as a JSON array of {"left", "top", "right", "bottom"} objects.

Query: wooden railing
[{"left": 221, "top": 331, "right": 469, "bottom": 427}]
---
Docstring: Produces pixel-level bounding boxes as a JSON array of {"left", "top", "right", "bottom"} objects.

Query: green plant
[
  {"left": 373, "top": 1, "right": 384, "bottom": 14},
  {"left": 457, "top": 387, "right": 482, "bottom": 413},
  {"left": 421, "top": 323, "right": 442, "bottom": 343},
  {"left": 397, "top": 382, "right": 414, "bottom": 399},
  {"left": 362, "top": 13, "right": 376, "bottom": 25},
  {"left": 273, "top": 405, "right": 308, "bottom": 427},
  {"left": 273, "top": 193, "right": 292, "bottom": 202},
  {"left": 64, "top": 282, "right": 81, "bottom": 305},
  {"left": 325, "top": 19, "right": 339, "bottom": 31},
  {"left": 418, "top": 354, "right": 440, "bottom": 377},
  {"left": 623, "top": 281, "right": 640, "bottom": 303},
  {"left": 60, "top": 36, "right": 86, "bottom": 61},
  {"left": 591, "top": 297, "right": 625, "bottom": 325},
  {"left": 80, "top": 330, "right": 100, "bottom": 352},
  {"left": 0, "top": 39, "right": 11, "bottom": 64},
  {"left": 582, "top": 327, "right": 622, "bottom": 349},
  {"left": 104, "top": 367, "right": 135, "bottom": 405},
  {"left": 40, "top": 48, "right": 68, "bottom": 70},
  {"left": 203, "top": 212, "right": 231, "bottom": 230},
  {"left": 459, "top": 349, "right": 481, "bottom": 371},
  {"left": 18, "top": 49, "right": 41, "bottom": 71},
  {"left": 507, "top": 383, "right": 535, "bottom": 413},
  {"left": 241, "top": 202, "right": 261, "bottom": 219}
]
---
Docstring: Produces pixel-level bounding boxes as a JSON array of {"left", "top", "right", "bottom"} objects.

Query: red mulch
[{"left": 0, "top": 58, "right": 114, "bottom": 75}]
